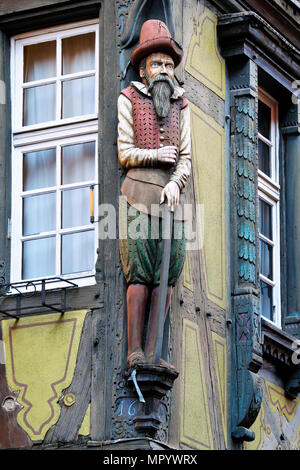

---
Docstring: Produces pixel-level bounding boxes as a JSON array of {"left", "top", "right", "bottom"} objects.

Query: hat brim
[{"left": 130, "top": 37, "right": 183, "bottom": 69}]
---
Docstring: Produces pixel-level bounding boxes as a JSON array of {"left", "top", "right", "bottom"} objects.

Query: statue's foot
[
  {"left": 159, "top": 358, "right": 176, "bottom": 371},
  {"left": 146, "top": 353, "right": 176, "bottom": 371},
  {"left": 127, "top": 348, "right": 146, "bottom": 368}
]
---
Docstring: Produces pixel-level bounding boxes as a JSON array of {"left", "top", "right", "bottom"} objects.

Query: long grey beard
[{"left": 147, "top": 74, "right": 175, "bottom": 118}]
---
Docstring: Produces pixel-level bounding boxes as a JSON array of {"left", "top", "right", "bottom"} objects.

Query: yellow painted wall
[
  {"left": 211, "top": 331, "right": 228, "bottom": 447},
  {"left": 189, "top": 102, "right": 226, "bottom": 310},
  {"left": 2, "top": 310, "right": 87, "bottom": 441},
  {"left": 185, "top": 7, "right": 226, "bottom": 99},
  {"left": 183, "top": 250, "right": 194, "bottom": 292},
  {"left": 179, "top": 3, "right": 228, "bottom": 451},
  {"left": 180, "top": 319, "right": 214, "bottom": 450}
]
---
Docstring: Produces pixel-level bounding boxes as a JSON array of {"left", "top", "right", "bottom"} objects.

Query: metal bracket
[{"left": 0, "top": 277, "right": 78, "bottom": 319}]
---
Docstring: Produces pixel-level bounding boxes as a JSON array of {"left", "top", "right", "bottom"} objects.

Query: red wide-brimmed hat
[{"left": 130, "top": 20, "right": 183, "bottom": 69}]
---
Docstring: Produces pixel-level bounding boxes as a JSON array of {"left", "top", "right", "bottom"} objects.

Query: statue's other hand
[
  {"left": 160, "top": 181, "right": 180, "bottom": 212},
  {"left": 157, "top": 145, "right": 177, "bottom": 165}
]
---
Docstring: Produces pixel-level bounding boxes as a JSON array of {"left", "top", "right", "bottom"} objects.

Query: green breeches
[{"left": 119, "top": 205, "right": 186, "bottom": 286}]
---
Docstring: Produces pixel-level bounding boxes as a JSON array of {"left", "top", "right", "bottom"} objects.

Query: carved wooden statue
[{"left": 118, "top": 20, "right": 191, "bottom": 371}]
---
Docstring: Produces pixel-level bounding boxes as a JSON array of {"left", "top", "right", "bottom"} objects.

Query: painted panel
[
  {"left": 79, "top": 403, "right": 91, "bottom": 436},
  {"left": 180, "top": 318, "right": 213, "bottom": 450},
  {"left": 211, "top": 331, "right": 227, "bottom": 447},
  {"left": 2, "top": 310, "right": 87, "bottom": 441},
  {"left": 190, "top": 102, "right": 226, "bottom": 309},
  {"left": 185, "top": 7, "right": 225, "bottom": 100},
  {"left": 183, "top": 251, "right": 194, "bottom": 292}
]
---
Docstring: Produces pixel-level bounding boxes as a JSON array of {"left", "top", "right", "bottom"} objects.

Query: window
[
  {"left": 10, "top": 20, "right": 99, "bottom": 286},
  {"left": 257, "top": 88, "right": 281, "bottom": 326}
]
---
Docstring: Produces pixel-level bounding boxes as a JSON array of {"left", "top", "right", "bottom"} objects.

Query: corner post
[{"left": 228, "top": 56, "right": 263, "bottom": 442}]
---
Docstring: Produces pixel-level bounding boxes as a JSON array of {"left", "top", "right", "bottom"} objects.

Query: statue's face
[{"left": 140, "top": 52, "right": 175, "bottom": 84}]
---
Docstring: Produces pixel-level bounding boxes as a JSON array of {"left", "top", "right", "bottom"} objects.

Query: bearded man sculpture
[{"left": 118, "top": 20, "right": 191, "bottom": 370}]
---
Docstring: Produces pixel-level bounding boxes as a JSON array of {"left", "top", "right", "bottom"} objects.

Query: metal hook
[{"left": 130, "top": 369, "right": 145, "bottom": 403}]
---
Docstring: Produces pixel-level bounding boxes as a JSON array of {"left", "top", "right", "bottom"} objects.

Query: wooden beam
[
  {"left": 0, "top": 0, "right": 102, "bottom": 34},
  {"left": 90, "top": 0, "right": 121, "bottom": 441}
]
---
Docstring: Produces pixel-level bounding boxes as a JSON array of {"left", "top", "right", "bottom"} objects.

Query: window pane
[
  {"left": 23, "top": 84, "right": 56, "bottom": 126},
  {"left": 62, "top": 230, "right": 94, "bottom": 274},
  {"left": 24, "top": 41, "right": 56, "bottom": 82},
  {"left": 23, "top": 237, "right": 56, "bottom": 279},
  {"left": 23, "top": 148, "right": 56, "bottom": 191},
  {"left": 258, "top": 100, "right": 271, "bottom": 139},
  {"left": 258, "top": 139, "right": 271, "bottom": 177},
  {"left": 260, "top": 280, "right": 273, "bottom": 321},
  {"left": 62, "top": 33, "right": 95, "bottom": 75},
  {"left": 62, "top": 76, "right": 95, "bottom": 118},
  {"left": 23, "top": 193, "right": 56, "bottom": 236},
  {"left": 62, "top": 187, "right": 90, "bottom": 228},
  {"left": 259, "top": 198, "right": 272, "bottom": 240},
  {"left": 62, "top": 141, "right": 95, "bottom": 184},
  {"left": 259, "top": 239, "right": 273, "bottom": 279}
]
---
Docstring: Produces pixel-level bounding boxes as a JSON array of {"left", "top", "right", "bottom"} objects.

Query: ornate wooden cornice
[
  {"left": 211, "top": 0, "right": 300, "bottom": 49},
  {"left": 262, "top": 319, "right": 300, "bottom": 399},
  {"left": 0, "top": 0, "right": 102, "bottom": 34},
  {"left": 218, "top": 11, "right": 300, "bottom": 87},
  {"left": 262, "top": 318, "right": 297, "bottom": 368}
]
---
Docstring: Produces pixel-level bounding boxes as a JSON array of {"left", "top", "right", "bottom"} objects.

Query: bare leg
[
  {"left": 127, "top": 283, "right": 149, "bottom": 367},
  {"left": 144, "top": 285, "right": 173, "bottom": 361}
]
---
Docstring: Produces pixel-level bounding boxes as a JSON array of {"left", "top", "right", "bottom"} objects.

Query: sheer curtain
[
  {"left": 61, "top": 141, "right": 95, "bottom": 274},
  {"left": 22, "top": 148, "right": 56, "bottom": 279},
  {"left": 23, "top": 33, "right": 95, "bottom": 125},
  {"left": 62, "top": 231, "right": 94, "bottom": 274},
  {"left": 23, "top": 41, "right": 56, "bottom": 126},
  {"left": 62, "top": 33, "right": 95, "bottom": 118},
  {"left": 23, "top": 237, "right": 56, "bottom": 279},
  {"left": 23, "top": 148, "right": 56, "bottom": 190},
  {"left": 62, "top": 33, "right": 95, "bottom": 74},
  {"left": 21, "top": 34, "right": 96, "bottom": 278}
]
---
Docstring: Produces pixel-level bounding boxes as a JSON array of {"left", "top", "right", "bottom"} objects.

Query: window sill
[
  {"left": 6, "top": 274, "right": 96, "bottom": 295},
  {"left": 0, "top": 275, "right": 100, "bottom": 320}
]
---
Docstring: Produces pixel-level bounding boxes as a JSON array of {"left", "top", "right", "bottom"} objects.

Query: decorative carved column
[
  {"left": 218, "top": 11, "right": 300, "bottom": 429},
  {"left": 228, "top": 57, "right": 263, "bottom": 442},
  {"left": 281, "top": 103, "right": 300, "bottom": 395},
  {"left": 282, "top": 103, "right": 300, "bottom": 336}
]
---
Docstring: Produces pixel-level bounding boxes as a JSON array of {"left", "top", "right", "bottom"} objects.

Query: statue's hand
[
  {"left": 160, "top": 181, "right": 180, "bottom": 212},
  {"left": 157, "top": 145, "right": 177, "bottom": 165}
]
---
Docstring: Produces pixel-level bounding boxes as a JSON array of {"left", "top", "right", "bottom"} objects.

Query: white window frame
[
  {"left": 258, "top": 88, "right": 281, "bottom": 327},
  {"left": 11, "top": 19, "right": 99, "bottom": 133},
  {"left": 10, "top": 20, "right": 99, "bottom": 291}
]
